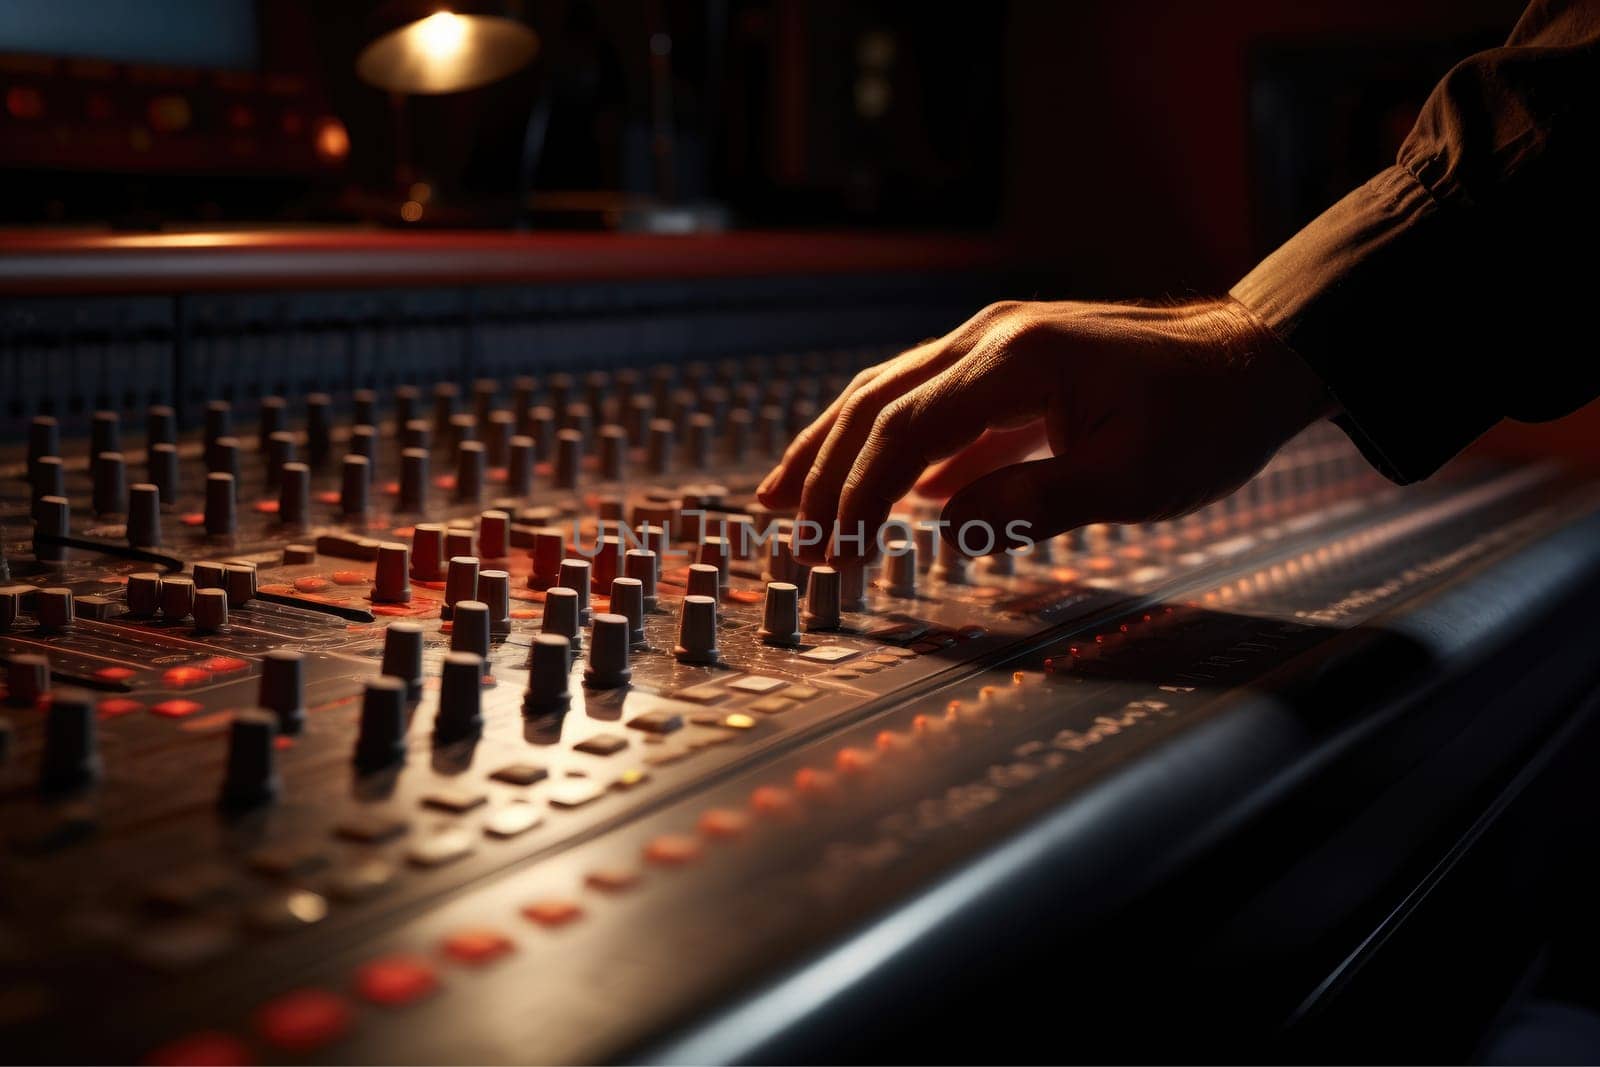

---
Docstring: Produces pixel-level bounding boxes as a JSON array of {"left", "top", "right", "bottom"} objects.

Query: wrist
[{"left": 1218, "top": 297, "right": 1341, "bottom": 433}]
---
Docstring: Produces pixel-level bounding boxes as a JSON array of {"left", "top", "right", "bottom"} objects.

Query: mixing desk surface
[{"left": 2, "top": 347, "right": 1600, "bottom": 1063}]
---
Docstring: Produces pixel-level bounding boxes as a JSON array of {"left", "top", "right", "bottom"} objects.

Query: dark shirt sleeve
[{"left": 1230, "top": 0, "right": 1600, "bottom": 483}]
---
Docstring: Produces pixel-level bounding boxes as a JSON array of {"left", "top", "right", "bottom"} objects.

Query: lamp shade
[{"left": 356, "top": 9, "right": 538, "bottom": 95}]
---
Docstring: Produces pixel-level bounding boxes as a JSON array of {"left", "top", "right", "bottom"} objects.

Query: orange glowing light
[{"left": 313, "top": 117, "right": 349, "bottom": 163}]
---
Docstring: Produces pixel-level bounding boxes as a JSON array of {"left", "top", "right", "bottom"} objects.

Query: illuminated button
[
  {"left": 354, "top": 955, "right": 438, "bottom": 1007},
  {"left": 748, "top": 696, "right": 790, "bottom": 714},
  {"left": 406, "top": 830, "right": 474, "bottom": 868},
  {"left": 253, "top": 989, "right": 352, "bottom": 1053},
  {"left": 574, "top": 733, "right": 628, "bottom": 756},
  {"left": 246, "top": 889, "right": 330, "bottom": 934},
  {"left": 799, "top": 646, "right": 857, "bottom": 664},
  {"left": 612, "top": 767, "right": 650, "bottom": 791},
  {"left": 441, "top": 929, "right": 515, "bottom": 967},
  {"left": 521, "top": 899, "right": 584, "bottom": 927},
  {"left": 644, "top": 833, "right": 702, "bottom": 866},
  {"left": 625, "top": 710, "right": 682, "bottom": 735},
  {"left": 547, "top": 779, "right": 605, "bottom": 808},
  {"left": 483, "top": 801, "right": 543, "bottom": 838},
  {"left": 727, "top": 675, "right": 784, "bottom": 694},
  {"left": 144, "top": 1030, "right": 251, "bottom": 1067},
  {"left": 162, "top": 667, "right": 211, "bottom": 688},
  {"left": 150, "top": 699, "right": 203, "bottom": 719},
  {"left": 782, "top": 685, "right": 821, "bottom": 702},
  {"left": 697, "top": 808, "right": 750, "bottom": 839},
  {"left": 723, "top": 712, "right": 757, "bottom": 729},
  {"left": 875, "top": 730, "right": 913, "bottom": 755},
  {"left": 490, "top": 763, "right": 548, "bottom": 787},
  {"left": 794, "top": 767, "right": 836, "bottom": 795},
  {"left": 750, "top": 785, "right": 797, "bottom": 818},
  {"left": 585, "top": 867, "right": 641, "bottom": 893},
  {"left": 835, "top": 746, "right": 877, "bottom": 775},
  {"left": 334, "top": 811, "right": 408, "bottom": 844},
  {"left": 95, "top": 666, "right": 137, "bottom": 683},
  {"left": 98, "top": 698, "right": 144, "bottom": 718}
]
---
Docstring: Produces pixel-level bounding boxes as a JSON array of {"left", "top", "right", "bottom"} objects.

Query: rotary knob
[
  {"left": 40, "top": 687, "right": 100, "bottom": 793},
  {"left": 259, "top": 649, "right": 307, "bottom": 735},
  {"left": 507, "top": 434, "right": 535, "bottom": 497},
  {"left": 193, "top": 587, "right": 229, "bottom": 633},
  {"left": 686, "top": 563, "right": 720, "bottom": 601},
  {"left": 541, "top": 587, "right": 581, "bottom": 649},
  {"left": 450, "top": 600, "right": 491, "bottom": 658},
  {"left": 523, "top": 634, "right": 572, "bottom": 716},
  {"left": 528, "top": 527, "right": 564, "bottom": 589},
  {"left": 584, "top": 614, "right": 632, "bottom": 688},
  {"left": 610, "top": 576, "right": 646, "bottom": 647},
  {"left": 884, "top": 540, "right": 917, "bottom": 597},
  {"left": 478, "top": 510, "right": 509, "bottom": 561},
  {"left": 455, "top": 440, "right": 486, "bottom": 504},
  {"left": 278, "top": 462, "right": 310, "bottom": 526},
  {"left": 558, "top": 559, "right": 592, "bottom": 624},
  {"left": 204, "top": 472, "right": 236, "bottom": 538},
  {"left": 341, "top": 454, "right": 371, "bottom": 518},
  {"left": 126, "top": 572, "right": 162, "bottom": 617},
  {"left": 434, "top": 652, "right": 485, "bottom": 744},
  {"left": 478, "top": 569, "right": 511, "bottom": 635},
  {"left": 443, "top": 555, "right": 480, "bottom": 618},
  {"left": 674, "top": 595, "right": 720, "bottom": 665},
  {"left": 759, "top": 582, "right": 802, "bottom": 646},
  {"left": 552, "top": 428, "right": 583, "bottom": 489},
  {"left": 92, "top": 451, "right": 127, "bottom": 517},
  {"left": 804, "top": 567, "right": 842, "bottom": 631},
  {"left": 219, "top": 710, "right": 279, "bottom": 809},
  {"left": 373, "top": 542, "right": 412, "bottom": 604},
  {"left": 160, "top": 575, "right": 196, "bottom": 620},
  {"left": 410, "top": 523, "right": 446, "bottom": 581},
  {"left": 381, "top": 622, "right": 425, "bottom": 700},
  {"left": 149, "top": 444, "right": 180, "bottom": 507},
  {"left": 6, "top": 653, "right": 49, "bottom": 708},
  {"left": 127, "top": 483, "right": 162, "bottom": 548},
  {"left": 399, "top": 448, "right": 429, "bottom": 514},
  {"left": 354, "top": 676, "right": 410, "bottom": 771},
  {"left": 37, "top": 587, "right": 74, "bottom": 633},
  {"left": 624, "top": 549, "right": 658, "bottom": 610}
]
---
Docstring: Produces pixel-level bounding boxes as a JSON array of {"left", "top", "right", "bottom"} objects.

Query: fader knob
[
  {"left": 553, "top": 428, "right": 582, "bottom": 489},
  {"left": 148, "top": 443, "right": 179, "bottom": 505},
  {"left": 259, "top": 650, "right": 307, "bottom": 734},
  {"left": 205, "top": 472, "right": 237, "bottom": 537},
  {"left": 373, "top": 542, "right": 412, "bottom": 604},
  {"left": 354, "top": 676, "right": 410, "bottom": 771},
  {"left": 444, "top": 556, "right": 480, "bottom": 618},
  {"left": 37, "top": 588, "right": 74, "bottom": 633},
  {"left": 40, "top": 688, "right": 100, "bottom": 793},
  {"left": 435, "top": 652, "right": 485, "bottom": 744},
  {"left": 884, "top": 540, "right": 917, "bottom": 597},
  {"left": 455, "top": 440, "right": 486, "bottom": 504},
  {"left": 804, "top": 567, "right": 842, "bottom": 631},
  {"left": 127, "top": 483, "right": 162, "bottom": 548},
  {"left": 478, "top": 569, "right": 511, "bottom": 635},
  {"left": 160, "top": 575, "right": 196, "bottom": 620},
  {"left": 381, "top": 622, "right": 425, "bottom": 699},
  {"left": 7, "top": 652, "right": 49, "bottom": 707},
  {"left": 759, "top": 582, "right": 802, "bottom": 646},
  {"left": 584, "top": 614, "right": 632, "bottom": 689},
  {"left": 219, "top": 710, "right": 278, "bottom": 809},
  {"left": 675, "top": 596, "right": 720, "bottom": 665},
  {"left": 523, "top": 634, "right": 572, "bottom": 716},
  {"left": 610, "top": 577, "right": 646, "bottom": 647},
  {"left": 450, "top": 600, "right": 491, "bottom": 659},
  {"left": 279, "top": 462, "right": 310, "bottom": 526},
  {"left": 93, "top": 451, "right": 127, "bottom": 516},
  {"left": 478, "top": 510, "right": 509, "bottom": 561},
  {"left": 341, "top": 455, "right": 371, "bottom": 517},
  {"left": 410, "top": 523, "right": 445, "bottom": 581},
  {"left": 558, "top": 559, "right": 592, "bottom": 624},
  {"left": 224, "top": 563, "right": 256, "bottom": 607},
  {"left": 126, "top": 572, "right": 161, "bottom": 617},
  {"left": 624, "top": 549, "right": 658, "bottom": 610},
  {"left": 193, "top": 587, "right": 229, "bottom": 633},
  {"left": 541, "top": 587, "right": 581, "bottom": 649}
]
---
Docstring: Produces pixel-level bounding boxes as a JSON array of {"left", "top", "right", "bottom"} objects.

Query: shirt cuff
[{"left": 1230, "top": 164, "right": 1501, "bottom": 484}]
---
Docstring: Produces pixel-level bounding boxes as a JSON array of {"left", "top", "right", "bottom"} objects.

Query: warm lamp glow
[
  {"left": 355, "top": 10, "right": 539, "bottom": 95},
  {"left": 415, "top": 11, "right": 468, "bottom": 59}
]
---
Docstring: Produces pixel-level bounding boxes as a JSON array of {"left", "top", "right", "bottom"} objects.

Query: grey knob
[
  {"left": 193, "top": 587, "right": 229, "bottom": 633},
  {"left": 478, "top": 510, "right": 509, "bottom": 560},
  {"left": 208, "top": 436, "right": 241, "bottom": 482},
  {"left": 33, "top": 494, "right": 69, "bottom": 562},
  {"left": 687, "top": 562, "right": 720, "bottom": 601},
  {"left": 624, "top": 549, "right": 658, "bottom": 610},
  {"left": 759, "top": 582, "right": 802, "bottom": 646},
  {"left": 593, "top": 535, "right": 623, "bottom": 589},
  {"left": 584, "top": 613, "right": 632, "bottom": 689},
  {"left": 610, "top": 576, "right": 646, "bottom": 647},
  {"left": 455, "top": 440, "right": 485, "bottom": 503},
  {"left": 443, "top": 555, "right": 480, "bottom": 617},
  {"left": 259, "top": 649, "right": 306, "bottom": 734},
  {"left": 724, "top": 407, "right": 752, "bottom": 463},
  {"left": 219, "top": 709, "right": 278, "bottom": 809},
  {"left": 450, "top": 600, "right": 491, "bottom": 658},
  {"left": 884, "top": 540, "right": 917, "bottom": 597},
  {"left": 41, "top": 687, "right": 99, "bottom": 793},
  {"left": 202, "top": 400, "right": 230, "bottom": 454},
  {"left": 402, "top": 418, "right": 431, "bottom": 452},
  {"left": 93, "top": 451, "right": 127, "bottom": 516},
  {"left": 7, "top": 653, "right": 49, "bottom": 708},
  {"left": 223, "top": 563, "right": 255, "bottom": 607},
  {"left": 374, "top": 542, "right": 412, "bottom": 604},
  {"left": 90, "top": 409, "right": 122, "bottom": 460},
  {"left": 507, "top": 435, "right": 534, "bottom": 497},
  {"left": 593, "top": 424, "right": 623, "bottom": 483},
  {"left": 804, "top": 567, "right": 842, "bottom": 631},
  {"left": 394, "top": 383, "right": 420, "bottom": 427},
  {"left": 445, "top": 529, "right": 475, "bottom": 561},
  {"left": 260, "top": 395, "right": 287, "bottom": 446},
  {"left": 478, "top": 569, "right": 511, "bottom": 634},
  {"left": 265, "top": 431, "right": 297, "bottom": 491},
  {"left": 913, "top": 521, "right": 939, "bottom": 573},
  {"left": 349, "top": 424, "right": 378, "bottom": 466},
  {"left": 204, "top": 472, "right": 236, "bottom": 537},
  {"left": 542, "top": 586, "right": 581, "bottom": 649},
  {"left": 553, "top": 428, "right": 583, "bottom": 489},
  {"left": 435, "top": 652, "right": 485, "bottom": 744},
  {"left": 432, "top": 381, "right": 459, "bottom": 436},
  {"left": 399, "top": 447, "right": 429, "bottom": 513},
  {"left": 160, "top": 575, "right": 195, "bottom": 620},
  {"left": 674, "top": 595, "right": 720, "bottom": 665},
  {"left": 381, "top": 622, "right": 425, "bottom": 699},
  {"left": 526, "top": 405, "right": 555, "bottom": 461},
  {"left": 645, "top": 418, "right": 674, "bottom": 475},
  {"left": 340, "top": 454, "right": 370, "bottom": 517},
  {"left": 558, "top": 559, "right": 592, "bottom": 624},
  {"left": 523, "top": 634, "right": 572, "bottom": 716},
  {"left": 126, "top": 572, "right": 161, "bottom": 617},
  {"left": 529, "top": 527, "right": 565, "bottom": 589},
  {"left": 127, "top": 483, "right": 162, "bottom": 547},
  {"left": 698, "top": 536, "right": 730, "bottom": 584},
  {"left": 354, "top": 676, "right": 409, "bottom": 771},
  {"left": 145, "top": 404, "right": 176, "bottom": 446},
  {"left": 148, "top": 443, "right": 179, "bottom": 506},
  {"left": 410, "top": 523, "right": 445, "bottom": 581},
  {"left": 485, "top": 410, "right": 514, "bottom": 466},
  {"left": 278, "top": 462, "right": 310, "bottom": 526},
  {"left": 37, "top": 587, "right": 74, "bottom": 633},
  {"left": 685, "top": 412, "right": 713, "bottom": 470}
]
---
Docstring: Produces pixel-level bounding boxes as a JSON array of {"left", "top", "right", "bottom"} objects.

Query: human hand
[{"left": 756, "top": 298, "right": 1337, "bottom": 564}]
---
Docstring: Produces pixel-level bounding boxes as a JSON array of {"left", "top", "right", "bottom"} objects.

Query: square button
[
  {"left": 334, "top": 811, "right": 408, "bottom": 844},
  {"left": 483, "top": 802, "right": 543, "bottom": 838},
  {"left": 575, "top": 733, "right": 629, "bottom": 756},
  {"left": 782, "top": 685, "right": 821, "bottom": 702},
  {"left": 799, "top": 646, "right": 857, "bottom": 663},
  {"left": 547, "top": 779, "right": 606, "bottom": 808},
  {"left": 728, "top": 675, "right": 785, "bottom": 694},
  {"left": 490, "top": 763, "right": 549, "bottom": 787},
  {"left": 406, "top": 830, "right": 475, "bottom": 868},
  {"left": 749, "top": 695, "right": 791, "bottom": 714},
  {"left": 627, "top": 710, "right": 683, "bottom": 735},
  {"left": 673, "top": 683, "right": 727, "bottom": 704},
  {"left": 423, "top": 789, "right": 487, "bottom": 814}
]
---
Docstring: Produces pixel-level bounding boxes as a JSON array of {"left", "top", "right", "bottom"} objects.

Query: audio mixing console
[{"left": 2, "top": 351, "right": 1599, "bottom": 1064}]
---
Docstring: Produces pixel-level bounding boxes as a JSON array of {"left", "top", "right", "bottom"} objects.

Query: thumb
[{"left": 940, "top": 453, "right": 1154, "bottom": 553}]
